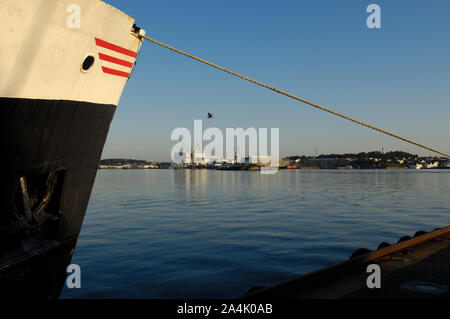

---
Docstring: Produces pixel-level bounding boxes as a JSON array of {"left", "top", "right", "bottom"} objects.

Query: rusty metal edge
[{"left": 242, "top": 225, "right": 450, "bottom": 299}]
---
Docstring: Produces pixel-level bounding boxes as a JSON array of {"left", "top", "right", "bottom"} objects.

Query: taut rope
[{"left": 141, "top": 35, "right": 449, "bottom": 158}]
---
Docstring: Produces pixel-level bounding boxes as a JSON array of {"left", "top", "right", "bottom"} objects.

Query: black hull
[{"left": 0, "top": 97, "right": 116, "bottom": 298}]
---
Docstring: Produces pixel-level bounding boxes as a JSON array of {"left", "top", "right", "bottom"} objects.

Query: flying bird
[{"left": 207, "top": 112, "right": 214, "bottom": 119}]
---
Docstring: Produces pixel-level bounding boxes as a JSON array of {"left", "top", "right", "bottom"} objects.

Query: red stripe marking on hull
[
  {"left": 98, "top": 53, "right": 134, "bottom": 68},
  {"left": 101, "top": 66, "right": 130, "bottom": 78},
  {"left": 95, "top": 38, "right": 137, "bottom": 58}
]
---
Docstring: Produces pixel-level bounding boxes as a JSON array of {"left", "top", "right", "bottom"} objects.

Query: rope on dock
[{"left": 141, "top": 35, "right": 450, "bottom": 158}]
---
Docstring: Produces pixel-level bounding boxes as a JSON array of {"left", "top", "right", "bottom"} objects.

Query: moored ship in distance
[{"left": 0, "top": 0, "right": 144, "bottom": 298}]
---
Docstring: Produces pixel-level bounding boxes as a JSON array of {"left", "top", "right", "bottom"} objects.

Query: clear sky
[{"left": 101, "top": 0, "right": 450, "bottom": 161}]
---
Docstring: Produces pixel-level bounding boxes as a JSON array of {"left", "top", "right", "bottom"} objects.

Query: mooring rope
[{"left": 141, "top": 35, "right": 450, "bottom": 158}]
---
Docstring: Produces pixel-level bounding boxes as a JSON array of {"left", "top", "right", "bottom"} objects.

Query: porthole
[{"left": 81, "top": 55, "right": 95, "bottom": 72}]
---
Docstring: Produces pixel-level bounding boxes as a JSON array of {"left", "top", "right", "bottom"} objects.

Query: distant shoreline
[{"left": 99, "top": 151, "right": 450, "bottom": 170}]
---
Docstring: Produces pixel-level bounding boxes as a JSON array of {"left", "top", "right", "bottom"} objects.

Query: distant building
[
  {"left": 99, "top": 165, "right": 124, "bottom": 169},
  {"left": 426, "top": 162, "right": 440, "bottom": 169}
]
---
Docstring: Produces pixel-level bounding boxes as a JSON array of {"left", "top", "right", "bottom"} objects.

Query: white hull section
[{"left": 0, "top": 0, "right": 144, "bottom": 105}]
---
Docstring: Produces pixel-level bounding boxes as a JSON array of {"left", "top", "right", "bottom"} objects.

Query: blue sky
[{"left": 101, "top": 0, "right": 450, "bottom": 161}]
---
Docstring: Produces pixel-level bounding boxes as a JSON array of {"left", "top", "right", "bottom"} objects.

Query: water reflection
[{"left": 62, "top": 169, "right": 450, "bottom": 298}]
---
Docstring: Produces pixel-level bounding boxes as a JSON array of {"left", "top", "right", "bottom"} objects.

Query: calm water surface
[{"left": 61, "top": 169, "right": 450, "bottom": 298}]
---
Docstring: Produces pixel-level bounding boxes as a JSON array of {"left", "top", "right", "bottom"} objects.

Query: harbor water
[{"left": 61, "top": 169, "right": 450, "bottom": 298}]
